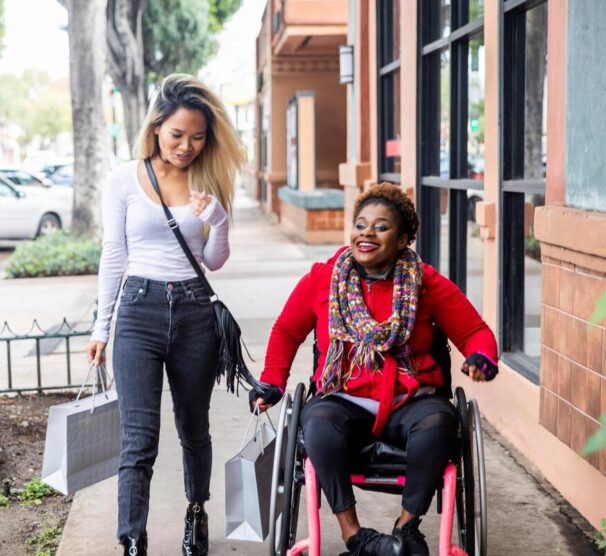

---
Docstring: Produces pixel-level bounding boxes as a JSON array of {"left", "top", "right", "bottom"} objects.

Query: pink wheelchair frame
[{"left": 267, "top": 383, "right": 487, "bottom": 556}]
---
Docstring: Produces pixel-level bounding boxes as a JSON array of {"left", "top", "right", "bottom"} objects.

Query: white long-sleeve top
[{"left": 91, "top": 159, "right": 230, "bottom": 343}]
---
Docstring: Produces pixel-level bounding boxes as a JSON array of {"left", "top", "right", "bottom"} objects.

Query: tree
[
  {"left": 208, "top": 0, "right": 242, "bottom": 33},
  {"left": 107, "top": 0, "right": 242, "bottom": 151},
  {"left": 59, "top": 0, "right": 109, "bottom": 237},
  {"left": 22, "top": 85, "right": 72, "bottom": 149},
  {"left": 106, "top": 0, "right": 146, "bottom": 151},
  {"left": 142, "top": 0, "right": 211, "bottom": 91},
  {"left": 0, "top": 71, "right": 71, "bottom": 150},
  {"left": 0, "top": 0, "right": 5, "bottom": 57}
]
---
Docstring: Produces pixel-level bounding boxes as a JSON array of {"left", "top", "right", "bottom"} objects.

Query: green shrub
[
  {"left": 0, "top": 493, "right": 8, "bottom": 507},
  {"left": 18, "top": 478, "right": 57, "bottom": 506},
  {"left": 5, "top": 232, "right": 101, "bottom": 278}
]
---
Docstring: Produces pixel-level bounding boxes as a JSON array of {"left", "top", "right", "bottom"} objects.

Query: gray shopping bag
[
  {"left": 225, "top": 415, "right": 277, "bottom": 542},
  {"left": 41, "top": 364, "right": 120, "bottom": 495}
]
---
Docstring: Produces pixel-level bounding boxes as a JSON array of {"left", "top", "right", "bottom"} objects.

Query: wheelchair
[{"left": 266, "top": 380, "right": 487, "bottom": 556}]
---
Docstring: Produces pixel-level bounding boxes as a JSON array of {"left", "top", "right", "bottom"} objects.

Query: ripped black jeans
[{"left": 300, "top": 394, "right": 457, "bottom": 515}]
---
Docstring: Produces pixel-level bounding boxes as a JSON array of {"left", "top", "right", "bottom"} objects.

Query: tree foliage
[
  {"left": 0, "top": 0, "right": 5, "bottom": 57},
  {"left": 0, "top": 71, "right": 71, "bottom": 147},
  {"left": 208, "top": 0, "right": 242, "bottom": 33},
  {"left": 142, "top": 0, "right": 241, "bottom": 89}
]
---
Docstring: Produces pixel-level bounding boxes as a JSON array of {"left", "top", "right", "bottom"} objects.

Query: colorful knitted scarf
[{"left": 319, "top": 247, "right": 424, "bottom": 394}]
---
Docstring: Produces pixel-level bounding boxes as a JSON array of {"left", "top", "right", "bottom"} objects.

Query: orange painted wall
[{"left": 270, "top": 71, "right": 347, "bottom": 186}]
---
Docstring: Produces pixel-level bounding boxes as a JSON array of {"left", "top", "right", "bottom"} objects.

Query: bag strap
[
  {"left": 241, "top": 405, "right": 276, "bottom": 451},
  {"left": 144, "top": 158, "right": 217, "bottom": 301}
]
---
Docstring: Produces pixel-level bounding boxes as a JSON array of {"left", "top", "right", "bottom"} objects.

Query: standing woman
[{"left": 86, "top": 74, "right": 245, "bottom": 556}]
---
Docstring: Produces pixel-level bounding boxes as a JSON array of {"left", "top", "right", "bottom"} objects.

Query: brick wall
[
  {"left": 279, "top": 201, "right": 344, "bottom": 244},
  {"left": 536, "top": 206, "right": 606, "bottom": 476}
]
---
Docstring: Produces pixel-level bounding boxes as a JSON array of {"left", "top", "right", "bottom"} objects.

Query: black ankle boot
[
  {"left": 122, "top": 536, "right": 147, "bottom": 556},
  {"left": 393, "top": 517, "right": 429, "bottom": 556},
  {"left": 343, "top": 527, "right": 405, "bottom": 556},
  {"left": 182, "top": 502, "right": 208, "bottom": 556}
]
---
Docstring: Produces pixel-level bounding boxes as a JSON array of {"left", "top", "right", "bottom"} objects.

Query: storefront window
[
  {"left": 440, "top": 50, "right": 450, "bottom": 178},
  {"left": 377, "top": 0, "right": 401, "bottom": 182},
  {"left": 502, "top": 1, "right": 547, "bottom": 376},
  {"left": 467, "top": 35, "right": 485, "bottom": 181},
  {"left": 418, "top": 1, "right": 484, "bottom": 308},
  {"left": 423, "top": 0, "right": 451, "bottom": 44}
]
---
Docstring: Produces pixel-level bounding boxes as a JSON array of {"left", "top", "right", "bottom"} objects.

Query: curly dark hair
[{"left": 352, "top": 182, "right": 419, "bottom": 245}]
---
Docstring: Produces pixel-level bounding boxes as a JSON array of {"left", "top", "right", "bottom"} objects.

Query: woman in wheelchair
[{"left": 251, "top": 183, "right": 498, "bottom": 556}]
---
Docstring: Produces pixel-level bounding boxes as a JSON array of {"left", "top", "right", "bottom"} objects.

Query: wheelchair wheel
[
  {"left": 268, "top": 393, "right": 291, "bottom": 556},
  {"left": 278, "top": 383, "right": 306, "bottom": 554},
  {"left": 455, "top": 387, "right": 475, "bottom": 554},
  {"left": 469, "top": 399, "right": 487, "bottom": 556},
  {"left": 454, "top": 388, "right": 487, "bottom": 556}
]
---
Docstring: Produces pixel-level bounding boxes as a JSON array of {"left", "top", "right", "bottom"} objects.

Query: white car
[
  {"left": 0, "top": 167, "right": 54, "bottom": 187},
  {"left": 0, "top": 174, "right": 72, "bottom": 239}
]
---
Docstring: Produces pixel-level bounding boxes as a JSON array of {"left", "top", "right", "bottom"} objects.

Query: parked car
[
  {"left": 0, "top": 174, "right": 72, "bottom": 239},
  {"left": 41, "top": 162, "right": 74, "bottom": 187},
  {"left": 0, "top": 167, "right": 54, "bottom": 187}
]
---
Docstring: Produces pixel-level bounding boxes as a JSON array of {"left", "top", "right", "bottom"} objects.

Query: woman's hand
[
  {"left": 249, "top": 383, "right": 284, "bottom": 413},
  {"left": 461, "top": 353, "right": 498, "bottom": 382},
  {"left": 86, "top": 340, "right": 107, "bottom": 366},
  {"left": 190, "top": 190, "right": 211, "bottom": 217}
]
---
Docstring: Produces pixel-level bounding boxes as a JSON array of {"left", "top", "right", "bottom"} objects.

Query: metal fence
[{"left": 0, "top": 317, "right": 95, "bottom": 394}]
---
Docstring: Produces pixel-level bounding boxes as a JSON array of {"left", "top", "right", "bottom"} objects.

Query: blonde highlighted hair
[{"left": 133, "top": 73, "right": 245, "bottom": 216}]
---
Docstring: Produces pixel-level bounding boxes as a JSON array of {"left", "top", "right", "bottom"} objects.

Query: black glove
[
  {"left": 248, "top": 383, "right": 283, "bottom": 412},
  {"left": 463, "top": 353, "right": 498, "bottom": 381}
]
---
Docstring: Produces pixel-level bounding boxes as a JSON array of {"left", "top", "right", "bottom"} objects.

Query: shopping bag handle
[
  {"left": 76, "top": 362, "right": 113, "bottom": 412},
  {"left": 240, "top": 405, "right": 275, "bottom": 452}
]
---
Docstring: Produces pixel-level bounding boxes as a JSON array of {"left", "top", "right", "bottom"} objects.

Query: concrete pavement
[{"left": 5, "top": 192, "right": 598, "bottom": 554}]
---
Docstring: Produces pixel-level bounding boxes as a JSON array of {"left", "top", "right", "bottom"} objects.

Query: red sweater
[{"left": 260, "top": 249, "right": 497, "bottom": 403}]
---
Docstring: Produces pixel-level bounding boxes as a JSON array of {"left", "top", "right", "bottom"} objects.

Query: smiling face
[
  {"left": 350, "top": 202, "right": 408, "bottom": 275},
  {"left": 154, "top": 107, "right": 208, "bottom": 169}
]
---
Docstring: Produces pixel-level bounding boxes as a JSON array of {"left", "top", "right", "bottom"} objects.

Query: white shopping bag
[
  {"left": 41, "top": 363, "right": 121, "bottom": 495},
  {"left": 225, "top": 411, "right": 277, "bottom": 542}
]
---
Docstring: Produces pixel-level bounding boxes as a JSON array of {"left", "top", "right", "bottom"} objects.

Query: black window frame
[
  {"left": 417, "top": 0, "right": 485, "bottom": 293},
  {"left": 377, "top": 0, "right": 402, "bottom": 184},
  {"left": 500, "top": 0, "right": 547, "bottom": 383}
]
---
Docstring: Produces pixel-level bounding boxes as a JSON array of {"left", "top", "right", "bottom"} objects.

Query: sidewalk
[{"left": 48, "top": 193, "right": 598, "bottom": 555}]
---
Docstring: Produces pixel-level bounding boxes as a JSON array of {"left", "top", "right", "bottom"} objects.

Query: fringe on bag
[{"left": 212, "top": 300, "right": 266, "bottom": 395}]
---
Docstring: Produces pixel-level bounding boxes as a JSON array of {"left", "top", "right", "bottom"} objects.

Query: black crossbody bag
[{"left": 144, "top": 158, "right": 262, "bottom": 394}]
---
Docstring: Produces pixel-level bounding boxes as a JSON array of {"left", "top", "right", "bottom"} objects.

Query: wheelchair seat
[{"left": 351, "top": 441, "right": 408, "bottom": 475}]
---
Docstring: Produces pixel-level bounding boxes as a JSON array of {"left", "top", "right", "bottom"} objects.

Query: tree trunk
[
  {"left": 524, "top": 4, "right": 547, "bottom": 180},
  {"left": 107, "top": 0, "right": 146, "bottom": 151},
  {"left": 65, "top": 0, "right": 109, "bottom": 238}
]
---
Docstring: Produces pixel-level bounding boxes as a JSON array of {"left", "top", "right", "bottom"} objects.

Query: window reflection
[
  {"left": 391, "top": 0, "right": 400, "bottom": 62},
  {"left": 524, "top": 3, "right": 548, "bottom": 179},
  {"left": 470, "top": 0, "right": 484, "bottom": 21},
  {"left": 468, "top": 35, "right": 485, "bottom": 181},
  {"left": 381, "top": 69, "right": 401, "bottom": 174},
  {"left": 524, "top": 192, "right": 544, "bottom": 361},
  {"left": 440, "top": 49, "right": 450, "bottom": 178},
  {"left": 424, "top": 0, "right": 451, "bottom": 45}
]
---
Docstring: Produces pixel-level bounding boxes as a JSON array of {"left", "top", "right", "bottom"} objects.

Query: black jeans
[
  {"left": 300, "top": 394, "right": 457, "bottom": 516},
  {"left": 113, "top": 276, "right": 219, "bottom": 541}
]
